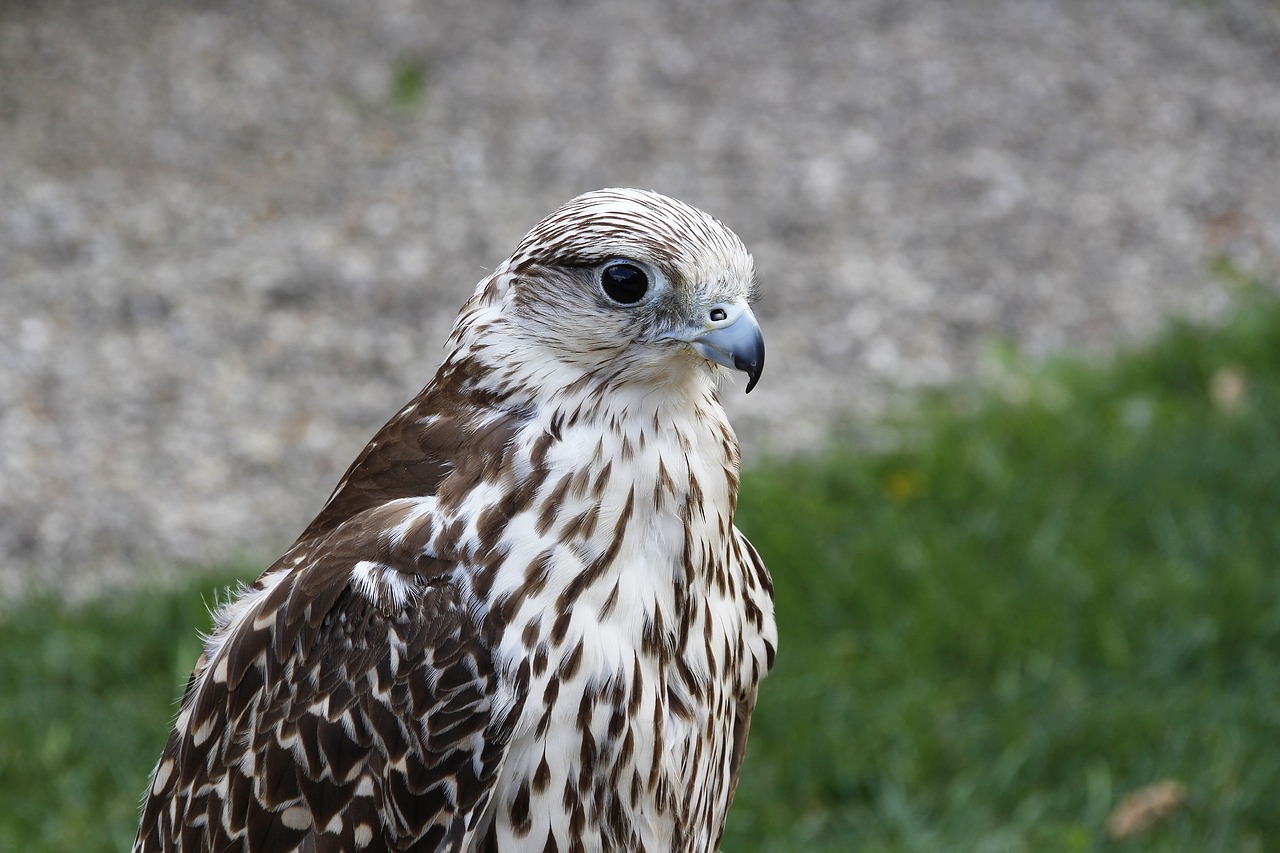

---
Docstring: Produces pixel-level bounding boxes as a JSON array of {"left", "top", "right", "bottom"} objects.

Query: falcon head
[{"left": 454, "top": 188, "right": 764, "bottom": 397}]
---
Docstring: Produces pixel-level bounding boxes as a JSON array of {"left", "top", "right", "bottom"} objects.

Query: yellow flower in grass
[{"left": 882, "top": 469, "right": 926, "bottom": 503}]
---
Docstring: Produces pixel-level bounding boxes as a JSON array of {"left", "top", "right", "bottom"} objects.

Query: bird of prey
[{"left": 134, "top": 188, "right": 777, "bottom": 852}]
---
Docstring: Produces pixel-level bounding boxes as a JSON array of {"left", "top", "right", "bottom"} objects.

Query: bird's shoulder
[{"left": 300, "top": 372, "right": 527, "bottom": 543}]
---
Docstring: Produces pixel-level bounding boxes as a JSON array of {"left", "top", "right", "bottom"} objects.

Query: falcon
[{"left": 135, "top": 188, "right": 777, "bottom": 852}]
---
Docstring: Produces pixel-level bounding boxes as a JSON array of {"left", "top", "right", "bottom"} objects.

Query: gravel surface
[{"left": 3, "top": 0, "right": 1278, "bottom": 595}]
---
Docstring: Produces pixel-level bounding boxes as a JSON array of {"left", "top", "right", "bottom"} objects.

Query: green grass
[
  {"left": 725, "top": 284, "right": 1280, "bottom": 851},
  {"left": 4, "top": 286, "right": 1280, "bottom": 851},
  {"left": 0, "top": 567, "right": 248, "bottom": 851}
]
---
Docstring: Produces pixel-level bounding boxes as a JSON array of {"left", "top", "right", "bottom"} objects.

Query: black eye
[{"left": 600, "top": 262, "right": 650, "bottom": 305}]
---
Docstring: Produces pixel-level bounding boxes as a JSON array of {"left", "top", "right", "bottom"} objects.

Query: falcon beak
[{"left": 667, "top": 302, "right": 766, "bottom": 393}]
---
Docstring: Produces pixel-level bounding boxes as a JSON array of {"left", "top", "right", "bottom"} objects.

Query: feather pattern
[{"left": 135, "top": 188, "right": 776, "bottom": 852}]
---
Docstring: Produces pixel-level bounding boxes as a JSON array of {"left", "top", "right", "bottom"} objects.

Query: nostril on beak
[{"left": 709, "top": 307, "right": 728, "bottom": 323}]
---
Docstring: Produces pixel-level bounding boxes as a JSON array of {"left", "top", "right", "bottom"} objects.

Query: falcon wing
[
  {"left": 135, "top": 523, "right": 526, "bottom": 853},
  {"left": 723, "top": 698, "right": 756, "bottom": 820},
  {"left": 717, "top": 529, "right": 777, "bottom": 845}
]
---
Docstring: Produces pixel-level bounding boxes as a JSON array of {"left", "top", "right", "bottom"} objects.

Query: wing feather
[{"left": 135, "top": 534, "right": 526, "bottom": 852}]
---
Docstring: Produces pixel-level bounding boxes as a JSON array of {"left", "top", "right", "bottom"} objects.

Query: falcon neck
[{"left": 510, "top": 370, "right": 744, "bottom": 575}]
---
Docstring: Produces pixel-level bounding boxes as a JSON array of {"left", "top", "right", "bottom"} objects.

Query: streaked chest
[{"left": 469, "top": 403, "right": 755, "bottom": 850}]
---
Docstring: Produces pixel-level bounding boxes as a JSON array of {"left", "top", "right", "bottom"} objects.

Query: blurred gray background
[{"left": 2, "top": 0, "right": 1278, "bottom": 594}]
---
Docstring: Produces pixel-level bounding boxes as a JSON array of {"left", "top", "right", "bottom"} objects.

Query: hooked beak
[{"left": 663, "top": 302, "right": 766, "bottom": 393}]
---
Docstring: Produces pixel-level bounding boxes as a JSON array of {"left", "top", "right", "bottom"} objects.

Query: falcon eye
[{"left": 600, "top": 262, "right": 650, "bottom": 305}]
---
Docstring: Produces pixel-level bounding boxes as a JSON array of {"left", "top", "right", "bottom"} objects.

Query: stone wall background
[{"left": 2, "top": 0, "right": 1278, "bottom": 594}]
